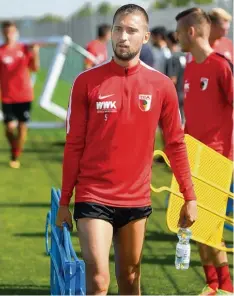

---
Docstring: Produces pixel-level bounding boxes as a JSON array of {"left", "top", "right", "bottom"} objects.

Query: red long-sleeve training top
[
  {"left": 184, "top": 53, "right": 233, "bottom": 160},
  {"left": 60, "top": 58, "right": 196, "bottom": 207}
]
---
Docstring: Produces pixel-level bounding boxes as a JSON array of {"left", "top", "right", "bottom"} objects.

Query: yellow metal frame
[{"left": 151, "top": 134, "right": 233, "bottom": 252}]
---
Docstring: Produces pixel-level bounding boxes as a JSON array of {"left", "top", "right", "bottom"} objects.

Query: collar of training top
[{"left": 110, "top": 58, "right": 141, "bottom": 76}]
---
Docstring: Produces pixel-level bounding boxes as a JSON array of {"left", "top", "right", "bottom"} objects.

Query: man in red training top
[
  {"left": 84, "top": 24, "right": 111, "bottom": 69},
  {"left": 56, "top": 4, "right": 197, "bottom": 295},
  {"left": 0, "top": 21, "right": 40, "bottom": 168},
  {"left": 208, "top": 8, "right": 233, "bottom": 62},
  {"left": 176, "top": 8, "right": 233, "bottom": 295},
  {"left": 186, "top": 7, "right": 232, "bottom": 64}
]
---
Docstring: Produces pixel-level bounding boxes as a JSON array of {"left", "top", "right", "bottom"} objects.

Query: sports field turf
[{"left": 0, "top": 70, "right": 233, "bottom": 295}]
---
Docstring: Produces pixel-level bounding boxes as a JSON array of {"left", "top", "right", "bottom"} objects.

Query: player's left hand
[
  {"left": 29, "top": 44, "right": 40, "bottom": 54},
  {"left": 178, "top": 200, "right": 197, "bottom": 228}
]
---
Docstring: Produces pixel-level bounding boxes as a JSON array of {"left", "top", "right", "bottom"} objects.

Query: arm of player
[
  {"left": 28, "top": 44, "right": 40, "bottom": 72},
  {"left": 84, "top": 44, "right": 96, "bottom": 69},
  {"left": 160, "top": 78, "right": 197, "bottom": 227},
  {"left": 219, "top": 61, "right": 233, "bottom": 105},
  {"left": 60, "top": 74, "right": 88, "bottom": 206},
  {"left": 160, "top": 78, "right": 195, "bottom": 201}
]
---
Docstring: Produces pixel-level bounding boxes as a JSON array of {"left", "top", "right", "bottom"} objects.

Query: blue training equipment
[
  {"left": 45, "top": 188, "right": 86, "bottom": 295},
  {"left": 224, "top": 183, "right": 234, "bottom": 232}
]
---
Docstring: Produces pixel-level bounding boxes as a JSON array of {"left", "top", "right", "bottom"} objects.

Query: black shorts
[
  {"left": 73, "top": 202, "right": 152, "bottom": 232},
  {"left": 2, "top": 102, "right": 32, "bottom": 123}
]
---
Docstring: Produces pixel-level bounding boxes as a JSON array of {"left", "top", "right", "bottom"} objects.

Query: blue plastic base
[{"left": 45, "top": 188, "right": 86, "bottom": 295}]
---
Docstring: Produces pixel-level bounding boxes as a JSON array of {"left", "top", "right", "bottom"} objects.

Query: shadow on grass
[
  {"left": 52, "top": 141, "right": 65, "bottom": 147},
  {"left": 13, "top": 231, "right": 78, "bottom": 238},
  {"left": 107, "top": 253, "right": 201, "bottom": 267},
  {"left": 145, "top": 230, "right": 177, "bottom": 242},
  {"left": 0, "top": 147, "right": 59, "bottom": 154},
  {"left": 0, "top": 202, "right": 50, "bottom": 208},
  {"left": 0, "top": 285, "right": 50, "bottom": 295}
]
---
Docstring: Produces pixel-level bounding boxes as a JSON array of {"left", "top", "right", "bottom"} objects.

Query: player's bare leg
[
  {"left": 198, "top": 243, "right": 233, "bottom": 294},
  {"left": 5, "top": 121, "right": 16, "bottom": 147},
  {"left": 198, "top": 243, "right": 213, "bottom": 265},
  {"left": 17, "top": 122, "right": 28, "bottom": 156},
  {"left": 4, "top": 121, "right": 20, "bottom": 168},
  {"left": 210, "top": 244, "right": 233, "bottom": 293},
  {"left": 76, "top": 218, "right": 113, "bottom": 295},
  {"left": 113, "top": 218, "right": 147, "bottom": 295}
]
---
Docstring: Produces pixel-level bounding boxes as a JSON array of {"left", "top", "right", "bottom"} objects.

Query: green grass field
[{"left": 0, "top": 70, "right": 233, "bottom": 295}]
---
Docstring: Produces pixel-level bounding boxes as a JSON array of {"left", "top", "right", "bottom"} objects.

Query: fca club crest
[
  {"left": 138, "top": 94, "right": 152, "bottom": 112},
  {"left": 200, "top": 77, "right": 209, "bottom": 91}
]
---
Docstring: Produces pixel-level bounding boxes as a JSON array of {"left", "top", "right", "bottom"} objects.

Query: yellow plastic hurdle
[{"left": 151, "top": 134, "right": 234, "bottom": 252}]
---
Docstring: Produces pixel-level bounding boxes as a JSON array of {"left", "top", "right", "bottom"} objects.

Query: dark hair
[
  {"left": 175, "top": 7, "right": 211, "bottom": 24},
  {"left": 1, "top": 20, "right": 16, "bottom": 30},
  {"left": 97, "top": 24, "right": 111, "bottom": 38},
  {"left": 151, "top": 26, "right": 167, "bottom": 40},
  {"left": 113, "top": 4, "right": 149, "bottom": 25},
  {"left": 167, "top": 31, "right": 178, "bottom": 44}
]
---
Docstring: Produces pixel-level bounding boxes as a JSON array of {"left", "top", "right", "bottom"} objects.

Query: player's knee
[
  {"left": 5, "top": 122, "right": 15, "bottom": 134},
  {"left": 18, "top": 123, "right": 28, "bottom": 136},
  {"left": 117, "top": 264, "right": 141, "bottom": 287},
  {"left": 89, "top": 272, "right": 110, "bottom": 294}
]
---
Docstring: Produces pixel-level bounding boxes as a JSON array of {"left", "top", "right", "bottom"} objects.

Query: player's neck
[
  {"left": 209, "top": 35, "right": 219, "bottom": 47},
  {"left": 191, "top": 41, "right": 214, "bottom": 64},
  {"left": 113, "top": 55, "right": 140, "bottom": 68},
  {"left": 5, "top": 40, "right": 17, "bottom": 48},
  {"left": 158, "top": 41, "right": 167, "bottom": 49},
  {"left": 170, "top": 45, "right": 178, "bottom": 53},
  {"left": 98, "top": 37, "right": 106, "bottom": 43}
]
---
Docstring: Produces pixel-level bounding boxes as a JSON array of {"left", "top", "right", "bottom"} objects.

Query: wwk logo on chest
[
  {"left": 138, "top": 94, "right": 152, "bottom": 112},
  {"left": 96, "top": 101, "right": 117, "bottom": 113}
]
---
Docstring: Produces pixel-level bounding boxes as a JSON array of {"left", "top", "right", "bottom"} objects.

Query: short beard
[{"left": 113, "top": 47, "right": 139, "bottom": 61}]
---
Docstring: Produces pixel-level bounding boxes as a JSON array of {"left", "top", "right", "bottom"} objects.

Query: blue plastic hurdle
[
  {"left": 225, "top": 183, "right": 234, "bottom": 232},
  {"left": 45, "top": 188, "right": 86, "bottom": 295}
]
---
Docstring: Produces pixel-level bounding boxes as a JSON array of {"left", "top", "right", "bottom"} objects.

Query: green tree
[
  {"left": 97, "top": 2, "right": 113, "bottom": 15},
  {"left": 171, "top": 0, "right": 191, "bottom": 6},
  {"left": 152, "top": 0, "right": 169, "bottom": 9},
  {"left": 193, "top": 0, "right": 213, "bottom": 4},
  {"left": 74, "top": 3, "right": 93, "bottom": 18},
  {"left": 37, "top": 14, "right": 64, "bottom": 23}
]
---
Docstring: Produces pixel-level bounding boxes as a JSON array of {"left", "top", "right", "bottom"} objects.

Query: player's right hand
[
  {"left": 56, "top": 206, "right": 73, "bottom": 231},
  {"left": 178, "top": 200, "right": 197, "bottom": 228}
]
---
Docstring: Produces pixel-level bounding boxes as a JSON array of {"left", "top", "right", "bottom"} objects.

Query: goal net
[{"left": 0, "top": 35, "right": 98, "bottom": 129}]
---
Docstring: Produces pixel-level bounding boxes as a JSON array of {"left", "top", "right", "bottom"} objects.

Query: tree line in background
[{"left": 37, "top": 0, "right": 213, "bottom": 23}]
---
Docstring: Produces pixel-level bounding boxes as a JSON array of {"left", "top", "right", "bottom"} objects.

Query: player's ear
[
  {"left": 188, "top": 26, "right": 195, "bottom": 37},
  {"left": 143, "top": 31, "right": 150, "bottom": 44}
]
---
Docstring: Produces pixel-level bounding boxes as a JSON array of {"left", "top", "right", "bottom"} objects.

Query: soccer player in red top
[
  {"left": 84, "top": 24, "right": 111, "bottom": 70},
  {"left": 0, "top": 21, "right": 40, "bottom": 168},
  {"left": 56, "top": 4, "right": 197, "bottom": 295},
  {"left": 176, "top": 8, "right": 233, "bottom": 295},
  {"left": 208, "top": 8, "right": 233, "bottom": 62},
  {"left": 186, "top": 8, "right": 232, "bottom": 64}
]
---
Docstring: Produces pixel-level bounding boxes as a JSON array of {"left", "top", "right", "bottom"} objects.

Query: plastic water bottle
[{"left": 175, "top": 228, "right": 192, "bottom": 270}]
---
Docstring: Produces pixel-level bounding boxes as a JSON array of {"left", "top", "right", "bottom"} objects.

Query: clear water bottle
[{"left": 175, "top": 228, "right": 192, "bottom": 270}]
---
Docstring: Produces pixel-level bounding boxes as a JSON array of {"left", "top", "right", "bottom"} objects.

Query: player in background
[
  {"left": 176, "top": 8, "right": 233, "bottom": 295},
  {"left": 0, "top": 21, "right": 40, "bottom": 169},
  {"left": 208, "top": 8, "right": 233, "bottom": 62},
  {"left": 186, "top": 8, "right": 232, "bottom": 64},
  {"left": 150, "top": 26, "right": 171, "bottom": 74},
  {"left": 166, "top": 31, "right": 186, "bottom": 125},
  {"left": 56, "top": 4, "right": 197, "bottom": 295},
  {"left": 84, "top": 24, "right": 111, "bottom": 70}
]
